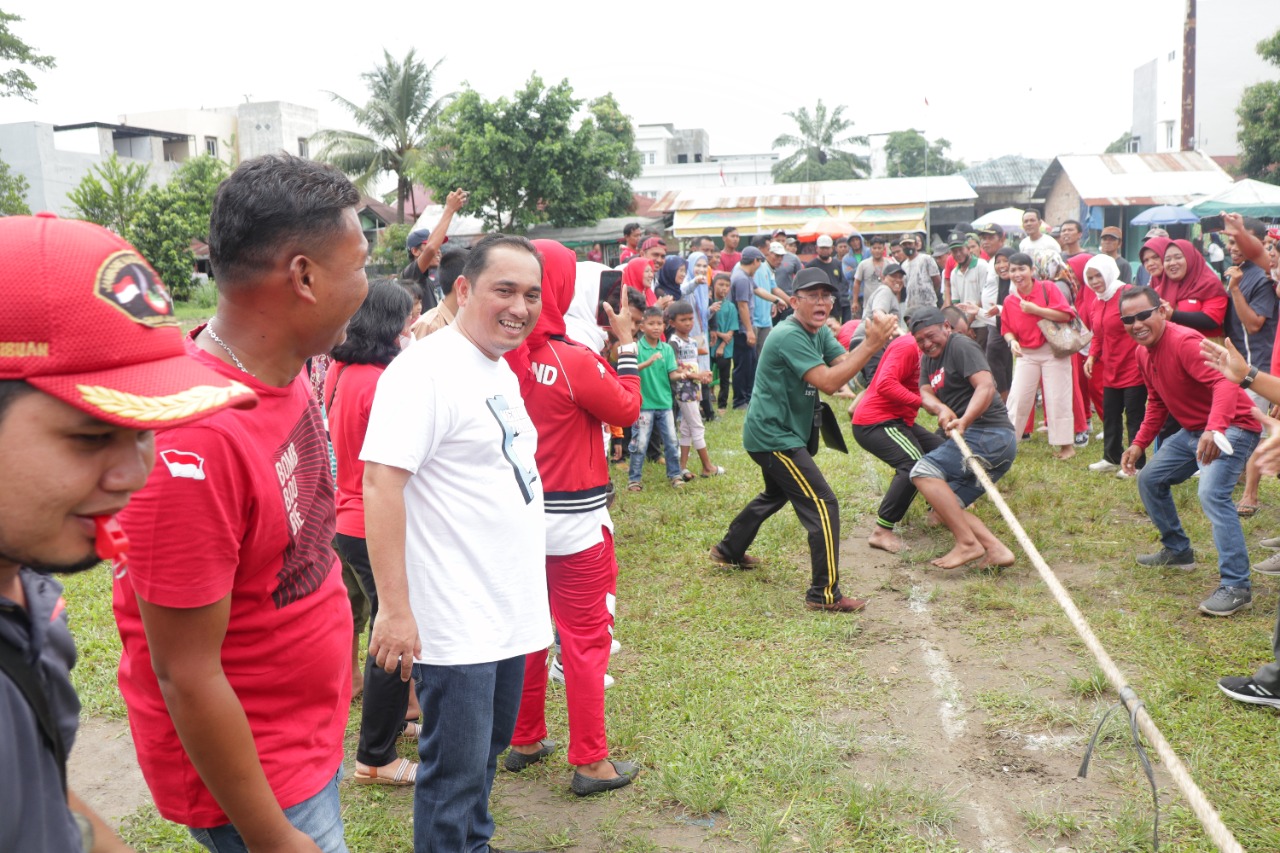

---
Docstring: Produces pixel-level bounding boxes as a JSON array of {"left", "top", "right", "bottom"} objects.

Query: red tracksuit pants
[{"left": 511, "top": 527, "right": 617, "bottom": 766}]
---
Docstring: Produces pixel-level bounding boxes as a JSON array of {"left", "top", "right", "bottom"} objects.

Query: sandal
[
  {"left": 1238, "top": 502, "right": 1261, "bottom": 517},
  {"left": 354, "top": 757, "right": 419, "bottom": 786},
  {"left": 700, "top": 466, "right": 725, "bottom": 477},
  {"left": 399, "top": 721, "right": 421, "bottom": 741},
  {"left": 627, "top": 482, "right": 643, "bottom": 492}
]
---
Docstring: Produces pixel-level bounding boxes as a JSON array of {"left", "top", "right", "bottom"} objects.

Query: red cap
[{"left": 0, "top": 214, "right": 257, "bottom": 428}]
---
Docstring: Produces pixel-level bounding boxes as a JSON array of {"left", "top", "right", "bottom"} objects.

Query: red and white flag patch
[{"left": 160, "top": 449, "right": 206, "bottom": 481}]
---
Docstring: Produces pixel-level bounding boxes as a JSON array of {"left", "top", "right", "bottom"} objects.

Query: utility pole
[{"left": 1180, "top": 0, "right": 1196, "bottom": 151}]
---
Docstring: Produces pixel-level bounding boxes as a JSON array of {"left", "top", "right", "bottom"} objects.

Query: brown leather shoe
[
  {"left": 708, "top": 545, "right": 761, "bottom": 569},
  {"left": 805, "top": 596, "right": 868, "bottom": 613}
]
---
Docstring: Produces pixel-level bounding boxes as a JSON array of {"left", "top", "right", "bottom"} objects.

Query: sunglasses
[{"left": 1120, "top": 307, "right": 1158, "bottom": 325}]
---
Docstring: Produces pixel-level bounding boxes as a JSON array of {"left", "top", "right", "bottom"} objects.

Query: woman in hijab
[
  {"left": 982, "top": 246, "right": 1017, "bottom": 400},
  {"left": 1082, "top": 255, "right": 1145, "bottom": 476},
  {"left": 620, "top": 256, "right": 666, "bottom": 308},
  {"left": 1001, "top": 252, "right": 1079, "bottom": 460},
  {"left": 1161, "top": 239, "right": 1228, "bottom": 338},
  {"left": 655, "top": 255, "right": 686, "bottom": 302},
  {"left": 681, "top": 251, "right": 715, "bottom": 420},
  {"left": 1138, "top": 236, "right": 1171, "bottom": 293}
]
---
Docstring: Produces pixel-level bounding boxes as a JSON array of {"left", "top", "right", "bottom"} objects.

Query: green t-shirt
[
  {"left": 637, "top": 336, "right": 677, "bottom": 409},
  {"left": 714, "top": 301, "right": 738, "bottom": 359},
  {"left": 742, "top": 317, "right": 846, "bottom": 452}
]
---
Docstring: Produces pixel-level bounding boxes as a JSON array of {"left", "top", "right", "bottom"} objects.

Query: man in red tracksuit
[{"left": 503, "top": 240, "right": 644, "bottom": 796}]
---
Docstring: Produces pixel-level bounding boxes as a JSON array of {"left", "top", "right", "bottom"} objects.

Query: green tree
[
  {"left": 368, "top": 222, "right": 412, "bottom": 275},
  {"left": 0, "top": 10, "right": 54, "bottom": 101},
  {"left": 67, "top": 153, "right": 150, "bottom": 234},
  {"left": 1104, "top": 131, "right": 1134, "bottom": 154},
  {"left": 126, "top": 156, "right": 229, "bottom": 300},
  {"left": 1238, "top": 27, "right": 1280, "bottom": 185},
  {"left": 586, "top": 93, "right": 642, "bottom": 217},
  {"left": 883, "top": 130, "right": 965, "bottom": 178},
  {"left": 420, "top": 75, "right": 638, "bottom": 232},
  {"left": 312, "top": 49, "right": 453, "bottom": 224},
  {"left": 0, "top": 149, "right": 29, "bottom": 214},
  {"left": 771, "top": 100, "right": 869, "bottom": 183}
]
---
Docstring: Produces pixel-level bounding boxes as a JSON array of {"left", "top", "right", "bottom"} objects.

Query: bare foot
[
  {"left": 931, "top": 542, "right": 985, "bottom": 569},
  {"left": 979, "top": 542, "right": 1016, "bottom": 567},
  {"left": 924, "top": 509, "right": 940, "bottom": 528},
  {"left": 868, "top": 527, "right": 904, "bottom": 554},
  {"left": 1053, "top": 446, "right": 1076, "bottom": 461}
]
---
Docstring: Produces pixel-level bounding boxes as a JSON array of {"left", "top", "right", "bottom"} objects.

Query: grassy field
[{"left": 62, "top": 392, "right": 1280, "bottom": 851}]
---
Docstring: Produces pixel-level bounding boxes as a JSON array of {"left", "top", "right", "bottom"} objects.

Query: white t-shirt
[
  {"left": 360, "top": 325, "right": 551, "bottom": 666},
  {"left": 1019, "top": 233, "right": 1062, "bottom": 254}
]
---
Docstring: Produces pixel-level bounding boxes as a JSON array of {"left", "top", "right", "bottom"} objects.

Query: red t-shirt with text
[{"left": 113, "top": 334, "right": 351, "bottom": 827}]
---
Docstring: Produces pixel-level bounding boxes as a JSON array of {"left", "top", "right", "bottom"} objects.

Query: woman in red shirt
[
  {"left": 1001, "top": 252, "right": 1079, "bottom": 460},
  {"left": 325, "top": 280, "right": 421, "bottom": 786},
  {"left": 1082, "top": 255, "right": 1146, "bottom": 476},
  {"left": 1160, "top": 239, "right": 1228, "bottom": 338}
]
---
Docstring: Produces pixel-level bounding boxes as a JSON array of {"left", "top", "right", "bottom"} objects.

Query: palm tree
[
  {"left": 311, "top": 49, "right": 454, "bottom": 223},
  {"left": 771, "top": 100, "right": 869, "bottom": 183}
]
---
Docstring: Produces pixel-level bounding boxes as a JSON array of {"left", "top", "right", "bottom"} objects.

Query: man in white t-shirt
[
  {"left": 361, "top": 234, "right": 552, "bottom": 853},
  {"left": 1018, "top": 209, "right": 1062, "bottom": 254}
]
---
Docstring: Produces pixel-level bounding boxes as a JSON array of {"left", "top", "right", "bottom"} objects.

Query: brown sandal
[{"left": 354, "top": 757, "right": 419, "bottom": 786}]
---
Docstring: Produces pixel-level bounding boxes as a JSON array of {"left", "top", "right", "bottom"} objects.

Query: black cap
[
  {"left": 883, "top": 262, "right": 905, "bottom": 277},
  {"left": 741, "top": 246, "right": 766, "bottom": 263},
  {"left": 909, "top": 307, "right": 947, "bottom": 333},
  {"left": 792, "top": 268, "right": 837, "bottom": 293},
  {"left": 978, "top": 223, "right": 1004, "bottom": 237}
]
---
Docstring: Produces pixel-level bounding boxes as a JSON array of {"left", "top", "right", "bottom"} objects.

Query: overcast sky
[{"left": 1, "top": 0, "right": 1187, "bottom": 166}]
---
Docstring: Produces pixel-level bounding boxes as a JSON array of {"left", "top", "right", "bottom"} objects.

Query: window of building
[
  {"left": 298, "top": 137, "right": 309, "bottom": 158},
  {"left": 694, "top": 153, "right": 702, "bottom": 163},
  {"left": 1168, "top": 50, "right": 1177, "bottom": 61},
  {"left": 204, "top": 136, "right": 218, "bottom": 157},
  {"left": 677, "top": 153, "right": 688, "bottom": 164},
  {"left": 1163, "top": 122, "right": 1175, "bottom": 149},
  {"left": 1128, "top": 135, "right": 1141, "bottom": 153},
  {"left": 646, "top": 152, "right": 655, "bottom": 165}
]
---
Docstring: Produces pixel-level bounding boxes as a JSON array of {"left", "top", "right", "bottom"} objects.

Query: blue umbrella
[{"left": 1130, "top": 204, "right": 1201, "bottom": 226}]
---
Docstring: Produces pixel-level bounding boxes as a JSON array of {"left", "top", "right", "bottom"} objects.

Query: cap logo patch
[
  {"left": 94, "top": 251, "right": 178, "bottom": 327},
  {"left": 76, "top": 381, "right": 254, "bottom": 423}
]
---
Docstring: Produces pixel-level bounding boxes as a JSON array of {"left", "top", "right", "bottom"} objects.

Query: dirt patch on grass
[{"left": 68, "top": 717, "right": 150, "bottom": 826}]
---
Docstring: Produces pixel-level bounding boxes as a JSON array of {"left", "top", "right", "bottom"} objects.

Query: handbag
[{"left": 1035, "top": 283, "right": 1092, "bottom": 357}]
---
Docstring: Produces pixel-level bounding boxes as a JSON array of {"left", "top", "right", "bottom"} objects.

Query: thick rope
[{"left": 948, "top": 429, "right": 1245, "bottom": 853}]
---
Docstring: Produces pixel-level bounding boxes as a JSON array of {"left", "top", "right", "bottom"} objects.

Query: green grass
[{"left": 57, "top": 395, "right": 1280, "bottom": 850}]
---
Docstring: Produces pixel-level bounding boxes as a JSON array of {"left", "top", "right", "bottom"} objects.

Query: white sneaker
[
  {"left": 1095, "top": 430, "right": 1105, "bottom": 440},
  {"left": 610, "top": 638, "right": 622, "bottom": 655},
  {"left": 549, "top": 656, "right": 614, "bottom": 689},
  {"left": 1116, "top": 468, "right": 1133, "bottom": 479},
  {"left": 1088, "top": 459, "right": 1119, "bottom": 472}
]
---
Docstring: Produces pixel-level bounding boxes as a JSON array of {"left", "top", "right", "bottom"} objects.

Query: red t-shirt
[
  {"left": 114, "top": 334, "right": 351, "bottom": 827},
  {"left": 718, "top": 250, "right": 742, "bottom": 272},
  {"left": 853, "top": 334, "right": 924, "bottom": 426},
  {"left": 324, "top": 360, "right": 384, "bottom": 538},
  {"left": 1002, "top": 281, "right": 1076, "bottom": 350},
  {"left": 1132, "top": 322, "right": 1260, "bottom": 448},
  {"left": 837, "top": 320, "right": 860, "bottom": 350},
  {"left": 1087, "top": 292, "right": 1142, "bottom": 389}
]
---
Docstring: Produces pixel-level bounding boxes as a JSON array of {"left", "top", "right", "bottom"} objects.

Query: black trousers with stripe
[
  {"left": 717, "top": 448, "right": 843, "bottom": 605},
  {"left": 852, "top": 420, "right": 945, "bottom": 528}
]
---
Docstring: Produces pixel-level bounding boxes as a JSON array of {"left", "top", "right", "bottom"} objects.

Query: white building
[
  {"left": 630, "top": 122, "right": 777, "bottom": 198},
  {"left": 1130, "top": 0, "right": 1280, "bottom": 157},
  {"left": 0, "top": 101, "right": 320, "bottom": 218}
]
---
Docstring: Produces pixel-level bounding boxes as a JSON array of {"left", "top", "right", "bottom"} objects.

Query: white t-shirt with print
[{"left": 361, "top": 325, "right": 551, "bottom": 666}]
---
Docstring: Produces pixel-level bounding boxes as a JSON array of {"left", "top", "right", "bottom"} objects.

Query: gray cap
[
  {"left": 792, "top": 268, "right": 837, "bottom": 292},
  {"left": 741, "top": 246, "right": 766, "bottom": 263},
  {"left": 883, "top": 262, "right": 905, "bottom": 277},
  {"left": 908, "top": 307, "right": 947, "bottom": 333}
]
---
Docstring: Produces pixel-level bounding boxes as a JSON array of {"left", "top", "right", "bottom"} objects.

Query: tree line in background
[{"left": 2, "top": 12, "right": 1280, "bottom": 300}]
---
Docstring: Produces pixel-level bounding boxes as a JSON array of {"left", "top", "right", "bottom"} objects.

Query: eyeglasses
[
  {"left": 796, "top": 291, "right": 835, "bottom": 303},
  {"left": 1120, "top": 307, "right": 1157, "bottom": 325}
]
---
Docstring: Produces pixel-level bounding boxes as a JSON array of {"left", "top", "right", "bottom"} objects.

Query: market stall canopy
[
  {"left": 971, "top": 207, "right": 1025, "bottom": 229},
  {"left": 1185, "top": 179, "right": 1280, "bottom": 217},
  {"left": 1130, "top": 204, "right": 1201, "bottom": 226},
  {"left": 650, "top": 176, "right": 977, "bottom": 237}
]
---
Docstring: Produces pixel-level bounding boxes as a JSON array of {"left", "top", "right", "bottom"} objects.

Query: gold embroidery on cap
[
  {"left": 75, "top": 381, "right": 254, "bottom": 422},
  {"left": 0, "top": 341, "right": 49, "bottom": 357},
  {"left": 93, "top": 251, "right": 180, "bottom": 328}
]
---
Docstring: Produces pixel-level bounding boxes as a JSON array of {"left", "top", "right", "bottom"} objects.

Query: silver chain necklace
[{"left": 205, "top": 323, "right": 251, "bottom": 375}]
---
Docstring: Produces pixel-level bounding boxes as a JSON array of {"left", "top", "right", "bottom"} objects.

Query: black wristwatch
[{"left": 1241, "top": 365, "right": 1260, "bottom": 389}]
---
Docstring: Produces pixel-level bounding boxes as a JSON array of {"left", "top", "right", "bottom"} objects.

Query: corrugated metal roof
[
  {"left": 648, "top": 175, "right": 976, "bottom": 213},
  {"left": 1032, "top": 152, "right": 1233, "bottom": 206},
  {"left": 962, "top": 155, "right": 1050, "bottom": 189}
]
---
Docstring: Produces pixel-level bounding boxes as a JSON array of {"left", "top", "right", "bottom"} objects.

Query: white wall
[
  {"left": 238, "top": 101, "right": 318, "bottom": 161},
  {"left": 121, "top": 108, "right": 236, "bottom": 162}
]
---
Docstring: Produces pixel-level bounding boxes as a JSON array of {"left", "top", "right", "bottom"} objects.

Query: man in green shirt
[{"left": 711, "top": 269, "right": 896, "bottom": 612}]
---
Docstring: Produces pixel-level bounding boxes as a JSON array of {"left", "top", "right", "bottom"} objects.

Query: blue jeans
[
  {"left": 413, "top": 656, "right": 524, "bottom": 853},
  {"left": 189, "top": 767, "right": 346, "bottom": 853},
  {"left": 1137, "top": 427, "right": 1260, "bottom": 589},
  {"left": 628, "top": 408, "right": 681, "bottom": 482},
  {"left": 910, "top": 425, "right": 1018, "bottom": 507}
]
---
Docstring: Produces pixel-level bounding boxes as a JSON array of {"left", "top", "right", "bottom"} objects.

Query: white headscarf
[
  {"left": 1083, "top": 254, "right": 1125, "bottom": 301},
  {"left": 567, "top": 262, "right": 609, "bottom": 353}
]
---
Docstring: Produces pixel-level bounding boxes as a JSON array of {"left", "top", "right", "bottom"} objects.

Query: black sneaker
[
  {"left": 1218, "top": 676, "right": 1280, "bottom": 708},
  {"left": 1135, "top": 547, "right": 1195, "bottom": 567},
  {"left": 1074, "top": 431, "right": 1090, "bottom": 448}
]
